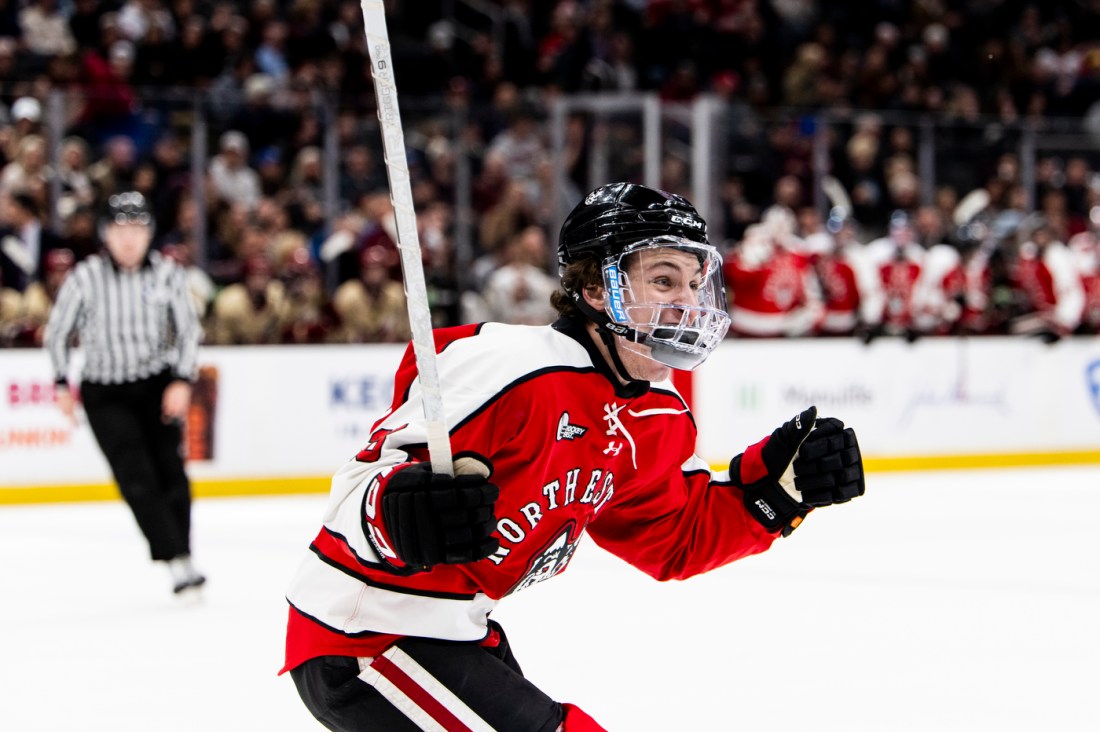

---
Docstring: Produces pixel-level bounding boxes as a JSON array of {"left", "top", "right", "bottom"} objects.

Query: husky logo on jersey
[
  {"left": 556, "top": 413, "right": 588, "bottom": 441},
  {"left": 508, "top": 522, "right": 581, "bottom": 595}
]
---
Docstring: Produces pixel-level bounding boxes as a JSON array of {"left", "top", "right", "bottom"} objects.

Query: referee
[{"left": 44, "top": 191, "right": 207, "bottom": 595}]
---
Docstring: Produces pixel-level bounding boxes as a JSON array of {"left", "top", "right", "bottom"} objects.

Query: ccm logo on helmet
[{"left": 670, "top": 215, "right": 703, "bottom": 230}]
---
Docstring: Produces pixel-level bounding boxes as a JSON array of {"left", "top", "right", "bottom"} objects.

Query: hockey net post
[{"left": 360, "top": 0, "right": 453, "bottom": 476}]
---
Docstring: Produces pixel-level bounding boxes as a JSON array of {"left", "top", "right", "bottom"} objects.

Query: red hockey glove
[
  {"left": 371, "top": 459, "right": 500, "bottom": 571},
  {"left": 731, "top": 406, "right": 865, "bottom": 536}
]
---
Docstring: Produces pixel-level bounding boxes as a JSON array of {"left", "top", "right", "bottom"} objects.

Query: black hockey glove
[
  {"left": 794, "top": 416, "right": 865, "bottom": 506},
  {"left": 732, "top": 406, "right": 865, "bottom": 536},
  {"left": 381, "top": 461, "right": 500, "bottom": 569}
]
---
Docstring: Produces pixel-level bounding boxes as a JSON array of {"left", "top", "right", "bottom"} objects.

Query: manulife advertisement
[{"left": 693, "top": 336, "right": 1100, "bottom": 471}]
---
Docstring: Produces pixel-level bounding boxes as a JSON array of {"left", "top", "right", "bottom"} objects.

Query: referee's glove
[{"left": 731, "top": 406, "right": 865, "bottom": 536}]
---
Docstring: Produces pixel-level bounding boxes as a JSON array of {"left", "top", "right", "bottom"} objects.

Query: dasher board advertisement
[
  {"left": 693, "top": 336, "right": 1100, "bottom": 468},
  {"left": 3, "top": 338, "right": 1099, "bottom": 500},
  {"left": 0, "top": 345, "right": 405, "bottom": 492}
]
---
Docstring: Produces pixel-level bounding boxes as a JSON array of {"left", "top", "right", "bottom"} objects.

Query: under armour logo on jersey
[
  {"left": 556, "top": 412, "right": 588, "bottom": 441},
  {"left": 603, "top": 441, "right": 623, "bottom": 456},
  {"left": 602, "top": 402, "right": 639, "bottom": 468}
]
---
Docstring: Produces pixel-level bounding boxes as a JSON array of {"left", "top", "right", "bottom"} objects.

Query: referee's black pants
[{"left": 81, "top": 370, "right": 193, "bottom": 562}]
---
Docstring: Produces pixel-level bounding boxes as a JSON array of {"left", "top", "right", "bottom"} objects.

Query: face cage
[{"left": 601, "top": 237, "right": 731, "bottom": 370}]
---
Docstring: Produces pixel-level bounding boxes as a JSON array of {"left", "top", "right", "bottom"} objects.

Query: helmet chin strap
[{"left": 571, "top": 291, "right": 647, "bottom": 382}]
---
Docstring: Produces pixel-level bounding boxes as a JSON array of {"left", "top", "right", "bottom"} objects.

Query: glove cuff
[
  {"left": 361, "top": 463, "right": 420, "bottom": 573},
  {"left": 734, "top": 437, "right": 771, "bottom": 485},
  {"left": 731, "top": 454, "right": 809, "bottom": 537}
]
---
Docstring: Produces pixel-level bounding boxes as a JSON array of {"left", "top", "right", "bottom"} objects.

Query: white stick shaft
[{"left": 361, "top": 0, "right": 453, "bottom": 476}]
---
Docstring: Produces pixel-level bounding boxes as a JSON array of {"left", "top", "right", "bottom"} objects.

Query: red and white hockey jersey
[
  {"left": 1012, "top": 240, "right": 1085, "bottom": 334},
  {"left": 956, "top": 250, "right": 994, "bottom": 334},
  {"left": 723, "top": 245, "right": 823, "bottom": 337},
  {"left": 911, "top": 244, "right": 963, "bottom": 335},
  {"left": 283, "top": 318, "right": 779, "bottom": 672},
  {"left": 1070, "top": 231, "right": 1100, "bottom": 333},
  {"left": 1081, "top": 272, "right": 1100, "bottom": 332},
  {"left": 813, "top": 254, "right": 862, "bottom": 335}
]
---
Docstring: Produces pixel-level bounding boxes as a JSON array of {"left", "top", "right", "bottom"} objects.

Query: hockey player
[
  {"left": 863, "top": 211, "right": 925, "bottom": 340},
  {"left": 1008, "top": 215, "right": 1084, "bottom": 341},
  {"left": 283, "top": 183, "right": 866, "bottom": 731},
  {"left": 1069, "top": 220, "right": 1100, "bottom": 334},
  {"left": 723, "top": 207, "right": 824, "bottom": 338},
  {"left": 811, "top": 209, "right": 881, "bottom": 337}
]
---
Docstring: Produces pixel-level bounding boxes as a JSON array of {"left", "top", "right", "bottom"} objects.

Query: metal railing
[{"left": 21, "top": 89, "right": 1100, "bottom": 285}]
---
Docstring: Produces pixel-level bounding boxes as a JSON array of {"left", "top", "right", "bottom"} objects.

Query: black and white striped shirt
[{"left": 44, "top": 251, "right": 202, "bottom": 386}]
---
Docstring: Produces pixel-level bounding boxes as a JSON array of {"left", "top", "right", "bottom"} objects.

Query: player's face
[
  {"left": 586, "top": 247, "right": 699, "bottom": 382},
  {"left": 621, "top": 247, "right": 704, "bottom": 327},
  {"left": 586, "top": 237, "right": 730, "bottom": 378},
  {"left": 104, "top": 223, "right": 153, "bottom": 270},
  {"left": 617, "top": 248, "right": 705, "bottom": 381}
]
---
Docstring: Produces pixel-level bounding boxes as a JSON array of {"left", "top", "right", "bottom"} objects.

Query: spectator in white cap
[
  {"left": 6, "top": 98, "right": 44, "bottom": 163},
  {"left": 209, "top": 130, "right": 261, "bottom": 209},
  {"left": 11, "top": 97, "right": 42, "bottom": 126}
]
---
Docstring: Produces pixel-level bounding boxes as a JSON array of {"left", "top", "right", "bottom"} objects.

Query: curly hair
[{"left": 550, "top": 257, "right": 602, "bottom": 317}]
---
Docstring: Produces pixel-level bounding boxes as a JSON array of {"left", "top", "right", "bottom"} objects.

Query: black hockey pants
[{"left": 290, "top": 622, "right": 564, "bottom": 731}]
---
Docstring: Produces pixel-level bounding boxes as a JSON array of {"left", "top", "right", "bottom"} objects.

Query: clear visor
[{"left": 601, "top": 236, "right": 731, "bottom": 370}]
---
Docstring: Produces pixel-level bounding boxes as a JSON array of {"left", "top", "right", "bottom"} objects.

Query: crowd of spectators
[
  {"left": 721, "top": 193, "right": 1099, "bottom": 342},
  {"left": 1, "top": 0, "right": 1099, "bottom": 350}
]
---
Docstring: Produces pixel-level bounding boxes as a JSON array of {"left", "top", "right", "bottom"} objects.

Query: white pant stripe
[
  {"left": 357, "top": 660, "right": 448, "bottom": 732},
  {"left": 358, "top": 647, "right": 497, "bottom": 732}
]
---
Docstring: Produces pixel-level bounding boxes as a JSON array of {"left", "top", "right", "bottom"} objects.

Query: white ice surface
[{"left": 2, "top": 466, "right": 1098, "bottom": 731}]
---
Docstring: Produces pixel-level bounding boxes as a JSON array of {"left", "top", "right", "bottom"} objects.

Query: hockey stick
[{"left": 360, "top": 0, "right": 453, "bottom": 476}]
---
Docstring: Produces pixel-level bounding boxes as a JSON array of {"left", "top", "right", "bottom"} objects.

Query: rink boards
[{"left": 2, "top": 337, "right": 1099, "bottom": 502}]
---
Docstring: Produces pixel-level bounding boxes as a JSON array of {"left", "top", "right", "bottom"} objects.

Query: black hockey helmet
[
  {"left": 557, "top": 182, "right": 709, "bottom": 269},
  {"left": 101, "top": 191, "right": 154, "bottom": 232}
]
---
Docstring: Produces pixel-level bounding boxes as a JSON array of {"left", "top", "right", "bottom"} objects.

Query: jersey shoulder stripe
[{"left": 385, "top": 323, "right": 596, "bottom": 433}]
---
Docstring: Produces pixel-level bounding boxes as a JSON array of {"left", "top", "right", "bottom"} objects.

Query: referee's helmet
[{"left": 100, "top": 191, "right": 154, "bottom": 236}]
